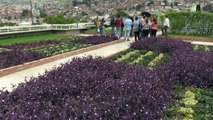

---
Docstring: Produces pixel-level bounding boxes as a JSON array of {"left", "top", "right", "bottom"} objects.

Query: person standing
[
  {"left": 133, "top": 16, "right": 140, "bottom": 41},
  {"left": 161, "top": 16, "right": 170, "bottom": 37},
  {"left": 121, "top": 18, "right": 124, "bottom": 37},
  {"left": 150, "top": 18, "right": 158, "bottom": 37},
  {"left": 130, "top": 16, "right": 134, "bottom": 37},
  {"left": 99, "top": 18, "right": 105, "bottom": 36},
  {"left": 124, "top": 16, "right": 133, "bottom": 41},
  {"left": 94, "top": 17, "right": 100, "bottom": 34},
  {"left": 142, "top": 19, "right": 150, "bottom": 37},
  {"left": 115, "top": 15, "right": 121, "bottom": 39},
  {"left": 110, "top": 16, "right": 115, "bottom": 37},
  {"left": 139, "top": 16, "right": 146, "bottom": 39}
]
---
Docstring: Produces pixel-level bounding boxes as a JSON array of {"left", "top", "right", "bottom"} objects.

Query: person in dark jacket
[
  {"left": 121, "top": 18, "right": 124, "bottom": 37},
  {"left": 133, "top": 16, "right": 140, "bottom": 41},
  {"left": 99, "top": 18, "right": 105, "bottom": 36},
  {"left": 110, "top": 16, "right": 115, "bottom": 37},
  {"left": 130, "top": 16, "right": 134, "bottom": 37}
]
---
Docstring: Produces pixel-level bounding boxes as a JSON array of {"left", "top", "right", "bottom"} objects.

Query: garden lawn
[{"left": 0, "top": 33, "right": 65, "bottom": 45}]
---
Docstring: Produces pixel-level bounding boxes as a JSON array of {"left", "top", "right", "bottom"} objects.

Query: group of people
[{"left": 94, "top": 15, "right": 170, "bottom": 41}]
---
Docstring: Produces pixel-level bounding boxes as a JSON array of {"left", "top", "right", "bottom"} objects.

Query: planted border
[
  {"left": 0, "top": 39, "right": 123, "bottom": 77},
  {"left": 0, "top": 36, "right": 119, "bottom": 70},
  {"left": 0, "top": 57, "right": 173, "bottom": 119}
]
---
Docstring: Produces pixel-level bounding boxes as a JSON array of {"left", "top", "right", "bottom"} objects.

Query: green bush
[
  {"left": 162, "top": 11, "right": 213, "bottom": 36},
  {"left": 44, "top": 13, "right": 76, "bottom": 24},
  {"left": 113, "top": 10, "right": 129, "bottom": 17},
  {"left": 0, "top": 22, "right": 17, "bottom": 27}
]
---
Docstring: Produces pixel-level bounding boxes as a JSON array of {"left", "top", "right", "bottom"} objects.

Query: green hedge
[{"left": 162, "top": 11, "right": 213, "bottom": 36}]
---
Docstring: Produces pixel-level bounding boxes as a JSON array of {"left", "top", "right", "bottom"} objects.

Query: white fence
[{"left": 0, "top": 22, "right": 96, "bottom": 35}]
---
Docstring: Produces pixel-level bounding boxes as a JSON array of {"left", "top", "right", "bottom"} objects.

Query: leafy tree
[
  {"left": 72, "top": 0, "right": 79, "bottom": 6},
  {"left": 114, "top": 10, "right": 129, "bottom": 17},
  {"left": 21, "top": 9, "right": 30, "bottom": 18},
  {"left": 43, "top": 13, "right": 75, "bottom": 24},
  {"left": 39, "top": 9, "right": 47, "bottom": 18},
  {"left": 203, "top": 5, "right": 213, "bottom": 13},
  {"left": 163, "top": 0, "right": 168, "bottom": 6},
  {"left": 174, "top": 2, "right": 179, "bottom": 6}
]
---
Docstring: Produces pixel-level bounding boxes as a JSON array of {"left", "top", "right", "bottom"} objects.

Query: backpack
[
  {"left": 110, "top": 18, "right": 115, "bottom": 26},
  {"left": 138, "top": 23, "right": 142, "bottom": 31},
  {"left": 143, "top": 23, "right": 150, "bottom": 30}
]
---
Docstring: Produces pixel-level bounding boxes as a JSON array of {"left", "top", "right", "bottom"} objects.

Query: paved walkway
[
  {"left": 191, "top": 41, "right": 213, "bottom": 46},
  {"left": 0, "top": 39, "right": 133, "bottom": 91}
]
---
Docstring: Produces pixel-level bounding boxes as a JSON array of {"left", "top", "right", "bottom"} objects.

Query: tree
[
  {"left": 114, "top": 10, "right": 129, "bottom": 17},
  {"left": 203, "top": 4, "right": 213, "bottom": 13},
  {"left": 163, "top": 0, "right": 168, "bottom": 6},
  {"left": 43, "top": 13, "right": 76, "bottom": 24},
  {"left": 73, "top": 0, "right": 79, "bottom": 6},
  {"left": 21, "top": 9, "right": 30, "bottom": 18},
  {"left": 40, "top": 10, "right": 47, "bottom": 18}
]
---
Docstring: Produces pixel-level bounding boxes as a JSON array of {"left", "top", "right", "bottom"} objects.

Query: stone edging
[
  {"left": 169, "top": 35, "right": 213, "bottom": 42},
  {"left": 0, "top": 40, "right": 124, "bottom": 77}
]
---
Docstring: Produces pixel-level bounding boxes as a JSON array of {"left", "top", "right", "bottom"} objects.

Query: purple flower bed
[
  {"left": 130, "top": 37, "right": 192, "bottom": 53},
  {"left": 0, "top": 50, "right": 46, "bottom": 69},
  {"left": 0, "top": 57, "right": 173, "bottom": 119},
  {"left": 0, "top": 40, "right": 61, "bottom": 50},
  {"left": 74, "top": 36, "right": 118, "bottom": 45},
  {"left": 158, "top": 50, "right": 213, "bottom": 89},
  {"left": 130, "top": 37, "right": 213, "bottom": 89}
]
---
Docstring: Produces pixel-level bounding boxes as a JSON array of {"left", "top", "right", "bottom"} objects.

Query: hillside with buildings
[{"left": 0, "top": 0, "right": 213, "bottom": 25}]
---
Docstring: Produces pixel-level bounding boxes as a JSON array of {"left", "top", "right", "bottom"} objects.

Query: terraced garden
[{"left": 0, "top": 37, "right": 212, "bottom": 119}]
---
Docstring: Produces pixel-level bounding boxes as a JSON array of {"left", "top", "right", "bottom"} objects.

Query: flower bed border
[
  {"left": 168, "top": 35, "right": 213, "bottom": 42},
  {"left": 0, "top": 40, "right": 123, "bottom": 77}
]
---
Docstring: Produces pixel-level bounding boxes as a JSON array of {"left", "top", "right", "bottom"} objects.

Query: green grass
[{"left": 0, "top": 33, "right": 66, "bottom": 45}]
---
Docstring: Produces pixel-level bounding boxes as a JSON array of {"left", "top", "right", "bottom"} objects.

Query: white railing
[{"left": 0, "top": 22, "right": 96, "bottom": 35}]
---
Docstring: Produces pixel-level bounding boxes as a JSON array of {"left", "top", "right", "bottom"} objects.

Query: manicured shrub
[
  {"left": 0, "top": 57, "right": 173, "bottom": 119},
  {"left": 130, "top": 37, "right": 192, "bottom": 53}
]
